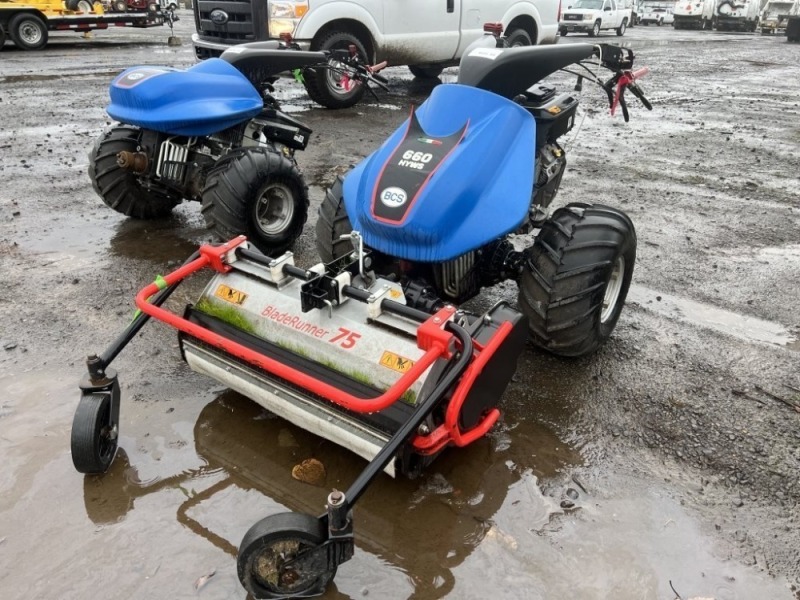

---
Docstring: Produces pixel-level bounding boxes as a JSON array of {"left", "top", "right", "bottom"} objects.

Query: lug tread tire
[
  {"left": 518, "top": 203, "right": 636, "bottom": 357},
  {"left": 71, "top": 393, "right": 118, "bottom": 474},
  {"left": 89, "top": 125, "right": 181, "bottom": 219},
  {"left": 315, "top": 175, "right": 354, "bottom": 263},
  {"left": 304, "top": 31, "right": 368, "bottom": 109},
  {"left": 201, "top": 147, "right": 309, "bottom": 257}
]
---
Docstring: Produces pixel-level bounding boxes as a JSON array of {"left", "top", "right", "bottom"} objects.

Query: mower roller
[{"left": 72, "top": 29, "right": 650, "bottom": 599}]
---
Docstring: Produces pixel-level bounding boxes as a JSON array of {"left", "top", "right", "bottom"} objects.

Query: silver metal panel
[{"left": 183, "top": 340, "right": 396, "bottom": 477}]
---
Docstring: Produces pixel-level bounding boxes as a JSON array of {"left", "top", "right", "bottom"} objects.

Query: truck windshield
[{"left": 572, "top": 0, "right": 605, "bottom": 9}]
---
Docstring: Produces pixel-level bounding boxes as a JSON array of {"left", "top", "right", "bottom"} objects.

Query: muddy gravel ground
[{"left": 1, "top": 15, "right": 799, "bottom": 600}]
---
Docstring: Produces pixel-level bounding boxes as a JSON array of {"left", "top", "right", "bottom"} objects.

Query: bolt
[
  {"left": 328, "top": 489, "right": 344, "bottom": 505},
  {"left": 368, "top": 295, "right": 376, "bottom": 302},
  {"left": 417, "top": 424, "right": 430, "bottom": 435},
  {"left": 433, "top": 317, "right": 441, "bottom": 324}
]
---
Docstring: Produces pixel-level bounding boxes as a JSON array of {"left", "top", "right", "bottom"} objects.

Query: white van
[{"left": 192, "top": 0, "right": 561, "bottom": 107}]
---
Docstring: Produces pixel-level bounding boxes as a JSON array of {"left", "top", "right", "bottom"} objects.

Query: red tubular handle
[
  {"left": 134, "top": 244, "right": 454, "bottom": 414},
  {"left": 412, "top": 321, "right": 514, "bottom": 454}
]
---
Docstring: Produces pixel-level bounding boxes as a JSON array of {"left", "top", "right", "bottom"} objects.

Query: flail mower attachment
[{"left": 71, "top": 236, "right": 528, "bottom": 598}]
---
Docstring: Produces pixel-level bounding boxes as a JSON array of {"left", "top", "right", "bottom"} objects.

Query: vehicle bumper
[
  {"left": 559, "top": 23, "right": 592, "bottom": 32},
  {"left": 192, "top": 33, "right": 311, "bottom": 59}
]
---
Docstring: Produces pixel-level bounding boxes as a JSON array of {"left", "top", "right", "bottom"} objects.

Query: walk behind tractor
[{"left": 71, "top": 27, "right": 651, "bottom": 598}]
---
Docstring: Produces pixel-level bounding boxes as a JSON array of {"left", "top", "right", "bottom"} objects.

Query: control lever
[{"left": 603, "top": 67, "right": 651, "bottom": 122}]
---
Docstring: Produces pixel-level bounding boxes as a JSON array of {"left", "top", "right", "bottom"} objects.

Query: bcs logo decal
[{"left": 379, "top": 187, "right": 407, "bottom": 208}]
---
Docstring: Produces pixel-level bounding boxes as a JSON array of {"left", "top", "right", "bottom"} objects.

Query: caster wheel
[
  {"left": 238, "top": 512, "right": 336, "bottom": 599},
  {"left": 71, "top": 393, "right": 118, "bottom": 474}
]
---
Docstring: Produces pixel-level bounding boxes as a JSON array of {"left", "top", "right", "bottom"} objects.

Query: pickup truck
[
  {"left": 559, "top": 0, "right": 632, "bottom": 36},
  {"left": 639, "top": 5, "right": 674, "bottom": 23},
  {"left": 191, "top": 0, "right": 560, "bottom": 109}
]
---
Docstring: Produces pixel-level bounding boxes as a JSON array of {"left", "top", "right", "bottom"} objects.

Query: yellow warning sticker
[
  {"left": 379, "top": 351, "right": 415, "bottom": 374},
  {"left": 214, "top": 284, "right": 248, "bottom": 305},
  {"left": 389, "top": 289, "right": 403, "bottom": 299}
]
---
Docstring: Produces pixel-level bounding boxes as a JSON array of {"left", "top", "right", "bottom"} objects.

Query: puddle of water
[
  {"left": 627, "top": 284, "right": 797, "bottom": 348},
  {"left": 0, "top": 362, "right": 792, "bottom": 599}
]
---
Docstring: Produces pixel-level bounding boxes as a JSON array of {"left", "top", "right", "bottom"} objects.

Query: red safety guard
[
  {"left": 134, "top": 241, "right": 456, "bottom": 414},
  {"left": 411, "top": 320, "right": 514, "bottom": 455}
]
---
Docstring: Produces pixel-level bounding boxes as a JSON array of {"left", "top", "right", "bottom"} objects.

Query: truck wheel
[
  {"left": 559, "top": 28, "right": 568, "bottom": 36},
  {"left": 505, "top": 27, "right": 533, "bottom": 46},
  {"left": 408, "top": 65, "right": 444, "bottom": 78},
  {"left": 9, "top": 13, "right": 48, "bottom": 50},
  {"left": 0, "top": 25, "right": 6, "bottom": 50},
  {"left": 616, "top": 19, "right": 627, "bottom": 36},
  {"left": 589, "top": 20, "right": 601, "bottom": 37},
  {"left": 202, "top": 148, "right": 309, "bottom": 257},
  {"left": 657, "top": 18, "right": 663, "bottom": 26},
  {"left": 315, "top": 175, "right": 354, "bottom": 263},
  {"left": 89, "top": 125, "right": 181, "bottom": 219},
  {"left": 517, "top": 203, "right": 636, "bottom": 357},
  {"left": 66, "top": 0, "right": 94, "bottom": 10},
  {"left": 304, "top": 30, "right": 368, "bottom": 109},
  {"left": 113, "top": 0, "right": 128, "bottom": 11}
]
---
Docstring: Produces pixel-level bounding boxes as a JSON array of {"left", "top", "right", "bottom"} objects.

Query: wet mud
[{"left": 1, "top": 16, "right": 799, "bottom": 600}]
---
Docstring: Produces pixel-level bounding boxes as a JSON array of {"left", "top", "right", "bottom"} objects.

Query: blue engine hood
[
  {"left": 107, "top": 58, "right": 263, "bottom": 136},
  {"left": 343, "top": 84, "right": 535, "bottom": 262}
]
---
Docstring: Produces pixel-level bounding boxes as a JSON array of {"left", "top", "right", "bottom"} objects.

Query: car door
[
  {"left": 381, "top": 0, "right": 461, "bottom": 62},
  {"left": 601, "top": 0, "right": 613, "bottom": 26}
]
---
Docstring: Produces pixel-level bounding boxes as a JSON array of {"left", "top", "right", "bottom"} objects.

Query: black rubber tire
[
  {"left": 559, "top": 28, "right": 568, "bottom": 36},
  {"left": 9, "top": 13, "right": 48, "bottom": 50},
  {"left": 201, "top": 148, "right": 309, "bottom": 257},
  {"left": 315, "top": 175, "right": 354, "bottom": 263},
  {"left": 657, "top": 19, "right": 663, "bottom": 26},
  {"left": 505, "top": 27, "right": 533, "bottom": 46},
  {"left": 616, "top": 19, "right": 627, "bottom": 36},
  {"left": 0, "top": 25, "right": 7, "bottom": 49},
  {"left": 77, "top": 0, "right": 94, "bottom": 11},
  {"left": 89, "top": 125, "right": 181, "bottom": 219},
  {"left": 65, "top": 0, "right": 81, "bottom": 9},
  {"left": 113, "top": 0, "right": 128, "bottom": 11},
  {"left": 589, "top": 20, "right": 601, "bottom": 37},
  {"left": 304, "top": 30, "right": 368, "bottom": 109},
  {"left": 517, "top": 203, "right": 636, "bottom": 357},
  {"left": 408, "top": 64, "right": 444, "bottom": 78},
  {"left": 71, "top": 393, "right": 118, "bottom": 474},
  {"left": 238, "top": 512, "right": 336, "bottom": 599}
]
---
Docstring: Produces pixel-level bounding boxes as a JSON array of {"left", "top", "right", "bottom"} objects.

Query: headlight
[
  {"left": 583, "top": 13, "right": 594, "bottom": 20},
  {"left": 268, "top": 0, "right": 308, "bottom": 38},
  {"left": 269, "top": 18, "right": 298, "bottom": 37},
  {"left": 269, "top": 0, "right": 308, "bottom": 19}
]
